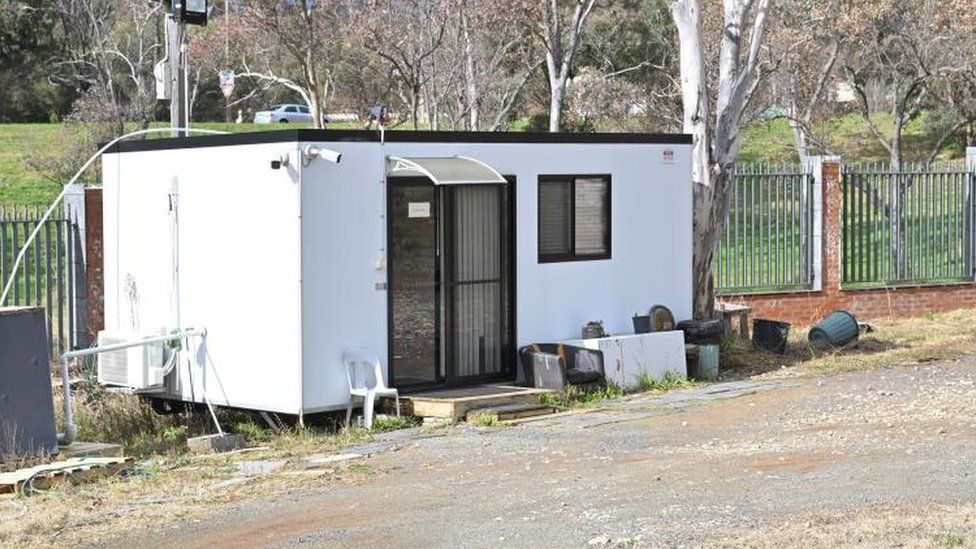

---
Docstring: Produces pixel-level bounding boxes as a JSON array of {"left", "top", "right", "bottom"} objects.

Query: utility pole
[
  {"left": 156, "top": 0, "right": 208, "bottom": 137},
  {"left": 166, "top": 14, "right": 187, "bottom": 138}
]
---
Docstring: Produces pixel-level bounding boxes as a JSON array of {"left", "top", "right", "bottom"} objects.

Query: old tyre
[{"left": 676, "top": 319, "right": 723, "bottom": 345}]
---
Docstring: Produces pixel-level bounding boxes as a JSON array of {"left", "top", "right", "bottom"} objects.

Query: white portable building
[{"left": 100, "top": 130, "right": 693, "bottom": 416}]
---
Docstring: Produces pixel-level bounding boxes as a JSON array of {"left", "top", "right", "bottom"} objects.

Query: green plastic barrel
[
  {"left": 808, "top": 311, "right": 859, "bottom": 348},
  {"left": 695, "top": 344, "right": 720, "bottom": 381}
]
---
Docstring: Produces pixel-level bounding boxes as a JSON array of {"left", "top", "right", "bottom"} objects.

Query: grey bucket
[
  {"left": 689, "top": 344, "right": 720, "bottom": 381},
  {"left": 808, "top": 311, "right": 859, "bottom": 348}
]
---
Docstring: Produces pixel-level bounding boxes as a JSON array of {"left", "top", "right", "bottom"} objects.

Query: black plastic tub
[
  {"left": 753, "top": 319, "right": 790, "bottom": 354},
  {"left": 633, "top": 315, "right": 651, "bottom": 334}
]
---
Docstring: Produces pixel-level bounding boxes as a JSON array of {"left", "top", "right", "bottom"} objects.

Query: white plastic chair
[{"left": 343, "top": 348, "right": 400, "bottom": 429}]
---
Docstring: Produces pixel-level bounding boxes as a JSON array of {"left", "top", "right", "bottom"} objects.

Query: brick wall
[
  {"left": 721, "top": 159, "right": 976, "bottom": 326},
  {"left": 85, "top": 187, "right": 104, "bottom": 341}
]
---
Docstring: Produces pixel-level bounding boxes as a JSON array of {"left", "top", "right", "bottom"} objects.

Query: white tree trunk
[
  {"left": 549, "top": 77, "right": 564, "bottom": 132},
  {"left": 461, "top": 7, "right": 479, "bottom": 131},
  {"left": 671, "top": 0, "right": 716, "bottom": 317},
  {"left": 670, "top": 0, "right": 769, "bottom": 317},
  {"left": 541, "top": 0, "right": 595, "bottom": 133},
  {"left": 545, "top": 48, "right": 565, "bottom": 132}
]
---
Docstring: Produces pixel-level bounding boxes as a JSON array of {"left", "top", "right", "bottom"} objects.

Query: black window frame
[{"left": 537, "top": 174, "right": 612, "bottom": 263}]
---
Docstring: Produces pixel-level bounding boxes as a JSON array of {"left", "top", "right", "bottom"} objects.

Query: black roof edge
[{"left": 101, "top": 129, "right": 693, "bottom": 154}]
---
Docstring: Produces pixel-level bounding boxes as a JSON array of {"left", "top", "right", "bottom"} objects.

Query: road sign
[{"left": 219, "top": 70, "right": 235, "bottom": 99}]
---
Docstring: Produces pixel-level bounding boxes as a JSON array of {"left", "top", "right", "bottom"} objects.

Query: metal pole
[
  {"left": 224, "top": 0, "right": 231, "bottom": 124},
  {"left": 167, "top": 15, "right": 187, "bottom": 138}
]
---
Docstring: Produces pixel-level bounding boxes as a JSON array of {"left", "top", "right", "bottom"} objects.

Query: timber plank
[{"left": 0, "top": 457, "right": 134, "bottom": 495}]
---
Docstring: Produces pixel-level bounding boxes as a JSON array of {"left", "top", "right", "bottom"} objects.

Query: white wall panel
[{"left": 102, "top": 143, "right": 304, "bottom": 413}]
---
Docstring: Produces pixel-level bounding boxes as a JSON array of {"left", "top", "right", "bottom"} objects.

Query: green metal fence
[
  {"left": 0, "top": 204, "right": 85, "bottom": 355},
  {"left": 716, "top": 163, "right": 816, "bottom": 294},
  {"left": 842, "top": 163, "right": 975, "bottom": 287}
]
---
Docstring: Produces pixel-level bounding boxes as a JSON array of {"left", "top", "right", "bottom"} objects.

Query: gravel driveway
[{"left": 110, "top": 358, "right": 976, "bottom": 548}]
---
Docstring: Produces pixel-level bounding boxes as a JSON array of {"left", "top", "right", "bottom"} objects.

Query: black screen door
[
  {"left": 388, "top": 179, "right": 514, "bottom": 388},
  {"left": 388, "top": 182, "right": 441, "bottom": 387},
  {"left": 443, "top": 185, "right": 513, "bottom": 383}
]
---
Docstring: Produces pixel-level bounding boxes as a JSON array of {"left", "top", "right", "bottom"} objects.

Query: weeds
[
  {"left": 420, "top": 419, "right": 453, "bottom": 433},
  {"left": 162, "top": 425, "right": 188, "bottom": 444},
  {"left": 268, "top": 426, "right": 371, "bottom": 458},
  {"left": 233, "top": 421, "right": 269, "bottom": 443},
  {"left": 539, "top": 391, "right": 568, "bottom": 410},
  {"left": 468, "top": 412, "right": 501, "bottom": 428},
  {"left": 370, "top": 415, "right": 418, "bottom": 433},
  {"left": 538, "top": 371, "right": 694, "bottom": 411},
  {"left": 941, "top": 534, "right": 965, "bottom": 547},
  {"left": 633, "top": 371, "right": 694, "bottom": 393},
  {"left": 539, "top": 382, "right": 626, "bottom": 410},
  {"left": 57, "top": 380, "right": 211, "bottom": 456},
  {"left": 346, "top": 463, "right": 375, "bottom": 475}
]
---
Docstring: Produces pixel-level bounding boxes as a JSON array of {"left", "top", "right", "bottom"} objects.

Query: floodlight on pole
[{"left": 179, "top": 0, "right": 208, "bottom": 26}]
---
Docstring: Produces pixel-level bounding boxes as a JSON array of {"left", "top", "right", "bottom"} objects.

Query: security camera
[
  {"left": 302, "top": 145, "right": 342, "bottom": 166},
  {"left": 270, "top": 152, "right": 290, "bottom": 170}
]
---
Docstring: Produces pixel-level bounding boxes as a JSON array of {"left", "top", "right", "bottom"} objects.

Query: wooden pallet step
[
  {"left": 466, "top": 403, "right": 556, "bottom": 421},
  {"left": 404, "top": 386, "right": 552, "bottom": 421}
]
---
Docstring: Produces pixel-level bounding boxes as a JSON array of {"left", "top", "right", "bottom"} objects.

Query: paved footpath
[{"left": 111, "top": 359, "right": 976, "bottom": 548}]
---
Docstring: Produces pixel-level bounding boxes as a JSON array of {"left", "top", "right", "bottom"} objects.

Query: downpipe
[{"left": 56, "top": 327, "right": 207, "bottom": 446}]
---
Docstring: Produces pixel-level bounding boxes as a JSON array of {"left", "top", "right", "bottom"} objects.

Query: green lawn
[{"left": 0, "top": 124, "right": 67, "bottom": 204}]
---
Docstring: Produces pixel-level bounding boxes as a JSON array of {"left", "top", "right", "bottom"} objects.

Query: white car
[{"left": 253, "top": 104, "right": 314, "bottom": 124}]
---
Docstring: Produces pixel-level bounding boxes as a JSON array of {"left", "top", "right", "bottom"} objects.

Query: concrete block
[
  {"left": 186, "top": 434, "right": 246, "bottom": 455},
  {"left": 60, "top": 442, "right": 124, "bottom": 459},
  {"left": 302, "top": 453, "right": 362, "bottom": 469},
  {"left": 236, "top": 460, "right": 286, "bottom": 477}
]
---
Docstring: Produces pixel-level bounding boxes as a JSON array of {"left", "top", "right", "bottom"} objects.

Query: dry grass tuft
[
  {"left": 721, "top": 308, "right": 976, "bottom": 380},
  {"left": 710, "top": 502, "right": 976, "bottom": 548}
]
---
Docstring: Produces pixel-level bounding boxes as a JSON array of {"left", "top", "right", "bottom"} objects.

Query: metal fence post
[
  {"left": 969, "top": 148, "right": 976, "bottom": 280},
  {"left": 64, "top": 185, "right": 88, "bottom": 349},
  {"left": 805, "top": 156, "right": 832, "bottom": 293}
]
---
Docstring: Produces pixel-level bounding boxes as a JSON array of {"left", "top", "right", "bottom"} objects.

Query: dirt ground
[{"left": 67, "top": 355, "right": 976, "bottom": 548}]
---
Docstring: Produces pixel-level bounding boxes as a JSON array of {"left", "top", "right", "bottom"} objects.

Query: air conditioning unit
[{"left": 96, "top": 331, "right": 166, "bottom": 390}]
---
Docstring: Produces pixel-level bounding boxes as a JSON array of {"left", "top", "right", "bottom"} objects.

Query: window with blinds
[{"left": 537, "top": 175, "right": 611, "bottom": 263}]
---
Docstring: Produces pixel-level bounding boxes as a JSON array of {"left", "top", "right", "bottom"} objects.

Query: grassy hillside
[
  {"left": 0, "top": 124, "right": 65, "bottom": 204},
  {"left": 0, "top": 113, "right": 970, "bottom": 205},
  {"left": 740, "top": 112, "right": 969, "bottom": 164}
]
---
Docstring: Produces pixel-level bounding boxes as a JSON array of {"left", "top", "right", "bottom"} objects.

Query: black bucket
[
  {"left": 753, "top": 319, "right": 790, "bottom": 354},
  {"left": 633, "top": 315, "right": 651, "bottom": 334}
]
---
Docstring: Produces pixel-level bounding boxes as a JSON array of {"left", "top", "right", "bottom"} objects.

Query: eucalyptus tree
[
  {"left": 667, "top": 0, "right": 771, "bottom": 317},
  {"left": 533, "top": 0, "right": 599, "bottom": 132}
]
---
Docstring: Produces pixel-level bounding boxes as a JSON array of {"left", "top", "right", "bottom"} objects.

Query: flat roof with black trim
[{"left": 102, "top": 129, "right": 693, "bottom": 154}]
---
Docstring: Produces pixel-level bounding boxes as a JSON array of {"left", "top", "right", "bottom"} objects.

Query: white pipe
[
  {"left": 57, "top": 327, "right": 207, "bottom": 446},
  {"left": 169, "top": 180, "right": 181, "bottom": 330},
  {"left": 195, "top": 334, "right": 225, "bottom": 436},
  {"left": 0, "top": 127, "right": 228, "bottom": 308}
]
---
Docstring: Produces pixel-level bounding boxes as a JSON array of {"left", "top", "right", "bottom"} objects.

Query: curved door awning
[{"left": 386, "top": 156, "right": 507, "bottom": 185}]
